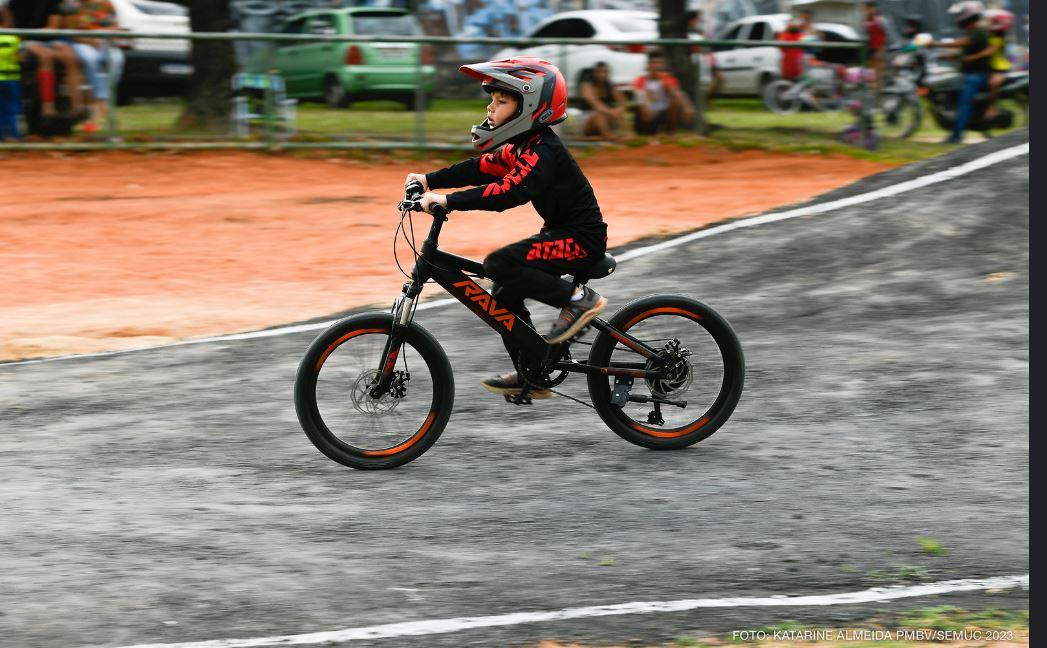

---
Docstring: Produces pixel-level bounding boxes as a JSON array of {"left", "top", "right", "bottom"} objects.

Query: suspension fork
[{"left": 368, "top": 280, "right": 422, "bottom": 399}]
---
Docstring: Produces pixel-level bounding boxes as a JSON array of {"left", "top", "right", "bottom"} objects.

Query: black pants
[{"left": 483, "top": 228, "right": 606, "bottom": 369}]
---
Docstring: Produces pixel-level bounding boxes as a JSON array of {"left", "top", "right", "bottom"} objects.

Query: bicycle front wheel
[
  {"left": 763, "top": 80, "right": 802, "bottom": 115},
  {"left": 588, "top": 295, "right": 745, "bottom": 450},
  {"left": 874, "top": 91, "right": 922, "bottom": 139},
  {"left": 294, "top": 313, "right": 454, "bottom": 470}
]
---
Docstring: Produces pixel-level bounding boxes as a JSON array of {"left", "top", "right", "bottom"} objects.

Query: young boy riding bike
[{"left": 405, "top": 56, "right": 609, "bottom": 400}]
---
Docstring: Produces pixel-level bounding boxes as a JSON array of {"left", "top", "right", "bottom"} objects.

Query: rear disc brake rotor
[{"left": 645, "top": 342, "right": 693, "bottom": 398}]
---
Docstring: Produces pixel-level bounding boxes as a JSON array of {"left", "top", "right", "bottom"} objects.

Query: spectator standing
[
  {"left": 632, "top": 50, "right": 694, "bottom": 136},
  {"left": 577, "top": 62, "right": 627, "bottom": 141},
  {"left": 8, "top": 0, "right": 85, "bottom": 119},
  {"left": 926, "top": 1, "right": 993, "bottom": 144},
  {"left": 899, "top": 15, "right": 931, "bottom": 85},
  {"left": 777, "top": 16, "right": 807, "bottom": 81},
  {"left": 0, "top": 2, "right": 22, "bottom": 140},
  {"left": 65, "top": 0, "right": 124, "bottom": 134},
  {"left": 862, "top": 1, "right": 888, "bottom": 91}
]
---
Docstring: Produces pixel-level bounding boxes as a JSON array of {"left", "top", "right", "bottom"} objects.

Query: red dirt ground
[{"left": 0, "top": 145, "right": 891, "bottom": 361}]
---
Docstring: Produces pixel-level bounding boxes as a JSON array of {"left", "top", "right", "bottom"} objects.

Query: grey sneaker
[
  {"left": 545, "top": 286, "right": 608, "bottom": 344},
  {"left": 480, "top": 372, "right": 553, "bottom": 399}
]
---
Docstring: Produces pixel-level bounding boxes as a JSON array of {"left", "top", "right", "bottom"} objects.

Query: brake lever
[{"left": 397, "top": 198, "right": 425, "bottom": 213}]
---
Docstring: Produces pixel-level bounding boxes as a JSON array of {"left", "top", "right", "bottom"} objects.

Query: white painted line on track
[
  {"left": 116, "top": 574, "right": 1028, "bottom": 648},
  {"left": 614, "top": 142, "right": 1030, "bottom": 262},
  {"left": 4, "top": 142, "right": 1029, "bottom": 369}
]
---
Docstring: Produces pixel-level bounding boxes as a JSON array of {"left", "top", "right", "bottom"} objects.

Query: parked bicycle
[
  {"left": 762, "top": 64, "right": 852, "bottom": 114},
  {"left": 293, "top": 182, "right": 746, "bottom": 470},
  {"left": 763, "top": 62, "right": 921, "bottom": 140},
  {"left": 872, "top": 47, "right": 925, "bottom": 139}
]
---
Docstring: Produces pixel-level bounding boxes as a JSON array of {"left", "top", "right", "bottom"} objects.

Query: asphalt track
[{"left": 0, "top": 131, "right": 1029, "bottom": 648}]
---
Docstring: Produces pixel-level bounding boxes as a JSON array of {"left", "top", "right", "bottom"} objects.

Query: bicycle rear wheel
[
  {"left": 587, "top": 295, "right": 744, "bottom": 450},
  {"left": 763, "top": 80, "right": 803, "bottom": 115},
  {"left": 294, "top": 313, "right": 454, "bottom": 469}
]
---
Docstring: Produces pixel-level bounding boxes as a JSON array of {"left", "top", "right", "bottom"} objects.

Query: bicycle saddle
[{"left": 572, "top": 254, "right": 617, "bottom": 284}]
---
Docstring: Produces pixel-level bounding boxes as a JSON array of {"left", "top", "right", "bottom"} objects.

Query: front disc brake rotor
[{"left": 350, "top": 370, "right": 403, "bottom": 416}]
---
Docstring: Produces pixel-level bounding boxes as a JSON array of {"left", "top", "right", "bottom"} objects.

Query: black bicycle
[{"left": 294, "top": 182, "right": 745, "bottom": 469}]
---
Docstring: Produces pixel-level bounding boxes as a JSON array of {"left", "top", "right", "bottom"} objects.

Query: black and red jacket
[{"left": 426, "top": 127, "right": 607, "bottom": 241}]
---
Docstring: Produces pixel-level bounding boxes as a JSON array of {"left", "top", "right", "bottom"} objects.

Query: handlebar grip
[
  {"left": 405, "top": 180, "right": 424, "bottom": 200},
  {"left": 430, "top": 203, "right": 448, "bottom": 218}
]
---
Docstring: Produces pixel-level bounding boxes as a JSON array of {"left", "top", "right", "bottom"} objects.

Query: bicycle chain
[{"left": 549, "top": 388, "right": 595, "bottom": 410}]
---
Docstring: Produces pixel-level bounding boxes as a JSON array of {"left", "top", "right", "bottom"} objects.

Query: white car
[
  {"left": 494, "top": 10, "right": 709, "bottom": 97},
  {"left": 109, "top": 0, "right": 193, "bottom": 103},
  {"left": 711, "top": 13, "right": 862, "bottom": 96}
]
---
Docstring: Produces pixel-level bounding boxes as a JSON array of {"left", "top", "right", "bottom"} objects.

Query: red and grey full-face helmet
[
  {"left": 984, "top": 9, "right": 1014, "bottom": 33},
  {"left": 459, "top": 56, "right": 568, "bottom": 152}
]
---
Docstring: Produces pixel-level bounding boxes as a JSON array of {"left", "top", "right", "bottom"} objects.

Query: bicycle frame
[{"left": 369, "top": 208, "right": 667, "bottom": 397}]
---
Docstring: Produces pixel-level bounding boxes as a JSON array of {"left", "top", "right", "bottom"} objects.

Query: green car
[{"left": 250, "top": 7, "right": 435, "bottom": 109}]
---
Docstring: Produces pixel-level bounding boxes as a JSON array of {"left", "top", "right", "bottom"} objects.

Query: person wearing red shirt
[
  {"left": 778, "top": 18, "right": 807, "bottom": 81},
  {"left": 863, "top": 1, "right": 889, "bottom": 90},
  {"left": 631, "top": 50, "right": 694, "bottom": 135}
]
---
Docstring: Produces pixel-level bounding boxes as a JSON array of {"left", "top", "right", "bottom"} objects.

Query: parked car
[
  {"left": 711, "top": 13, "right": 862, "bottom": 96},
  {"left": 110, "top": 0, "right": 193, "bottom": 105},
  {"left": 247, "top": 7, "right": 436, "bottom": 109},
  {"left": 494, "top": 10, "right": 710, "bottom": 98}
]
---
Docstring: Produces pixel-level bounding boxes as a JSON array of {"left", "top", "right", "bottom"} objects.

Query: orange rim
[
  {"left": 362, "top": 411, "right": 436, "bottom": 456},
  {"left": 630, "top": 415, "right": 711, "bottom": 438},
  {"left": 620, "top": 307, "right": 707, "bottom": 438},
  {"left": 315, "top": 328, "right": 386, "bottom": 371},
  {"left": 622, "top": 307, "right": 702, "bottom": 331}
]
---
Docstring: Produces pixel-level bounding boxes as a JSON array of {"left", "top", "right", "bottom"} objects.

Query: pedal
[
  {"left": 647, "top": 402, "right": 665, "bottom": 427},
  {"left": 505, "top": 392, "right": 533, "bottom": 406}
]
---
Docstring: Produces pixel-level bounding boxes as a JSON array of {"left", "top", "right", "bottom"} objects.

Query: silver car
[
  {"left": 711, "top": 13, "right": 863, "bottom": 96},
  {"left": 494, "top": 10, "right": 708, "bottom": 97}
]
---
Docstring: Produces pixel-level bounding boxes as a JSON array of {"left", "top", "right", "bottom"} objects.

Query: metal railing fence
[{"left": 0, "top": 27, "right": 865, "bottom": 151}]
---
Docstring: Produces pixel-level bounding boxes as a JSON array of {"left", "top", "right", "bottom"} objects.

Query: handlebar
[
  {"left": 399, "top": 182, "right": 447, "bottom": 219},
  {"left": 405, "top": 180, "right": 424, "bottom": 201}
]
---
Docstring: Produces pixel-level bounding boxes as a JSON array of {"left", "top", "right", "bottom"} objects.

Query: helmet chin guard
[{"left": 460, "top": 56, "right": 568, "bottom": 152}]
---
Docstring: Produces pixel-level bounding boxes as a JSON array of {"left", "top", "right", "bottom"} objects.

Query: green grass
[
  {"left": 915, "top": 536, "right": 946, "bottom": 555},
  {"left": 99, "top": 96, "right": 1023, "bottom": 164},
  {"left": 866, "top": 565, "right": 932, "bottom": 583},
  {"left": 899, "top": 606, "right": 1029, "bottom": 631},
  {"left": 114, "top": 97, "right": 485, "bottom": 141}
]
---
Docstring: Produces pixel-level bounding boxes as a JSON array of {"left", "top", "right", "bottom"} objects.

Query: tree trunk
[
  {"left": 174, "top": 0, "right": 235, "bottom": 132},
  {"left": 657, "top": 0, "right": 699, "bottom": 131}
]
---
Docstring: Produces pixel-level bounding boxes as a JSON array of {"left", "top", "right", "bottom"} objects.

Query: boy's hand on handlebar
[
  {"left": 405, "top": 173, "right": 429, "bottom": 192},
  {"left": 420, "top": 192, "right": 447, "bottom": 214}
]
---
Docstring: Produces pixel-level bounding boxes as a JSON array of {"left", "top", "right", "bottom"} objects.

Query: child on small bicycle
[{"left": 405, "top": 56, "right": 609, "bottom": 400}]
